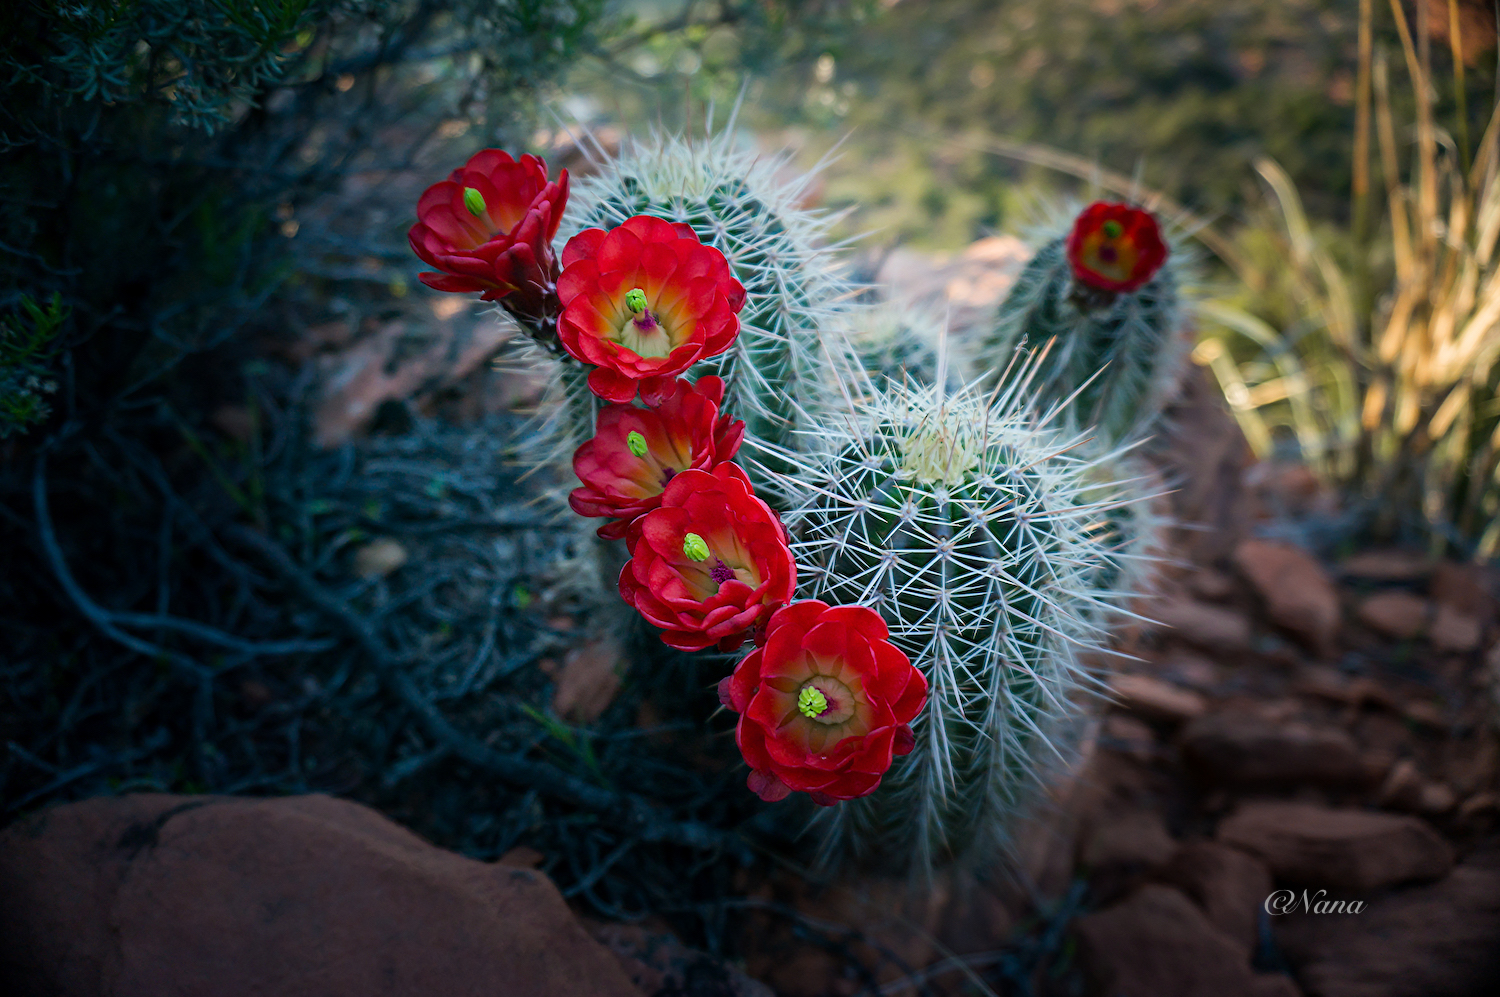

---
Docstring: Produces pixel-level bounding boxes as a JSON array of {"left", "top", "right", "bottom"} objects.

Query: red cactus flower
[
  {"left": 557, "top": 215, "right": 747, "bottom": 403},
  {"left": 618, "top": 462, "right": 794, "bottom": 652},
  {"left": 570, "top": 376, "right": 745, "bottom": 540},
  {"left": 718, "top": 600, "right": 927, "bottom": 806},
  {"left": 1065, "top": 202, "right": 1168, "bottom": 293},
  {"left": 408, "top": 150, "right": 569, "bottom": 325}
]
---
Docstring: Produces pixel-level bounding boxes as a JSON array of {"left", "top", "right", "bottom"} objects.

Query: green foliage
[
  {"left": 778, "top": 377, "right": 1126, "bottom": 872},
  {"left": 0, "top": 294, "right": 67, "bottom": 438},
  {"left": 978, "top": 233, "right": 1190, "bottom": 447}
]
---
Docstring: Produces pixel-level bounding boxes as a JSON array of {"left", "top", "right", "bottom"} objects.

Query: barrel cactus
[
  {"left": 977, "top": 203, "right": 1192, "bottom": 447},
  {"left": 564, "top": 129, "right": 861, "bottom": 490},
  {"left": 774, "top": 376, "right": 1132, "bottom": 872},
  {"left": 845, "top": 297, "right": 970, "bottom": 392}
]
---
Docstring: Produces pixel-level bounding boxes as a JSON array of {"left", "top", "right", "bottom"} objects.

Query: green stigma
[
  {"left": 626, "top": 431, "right": 648, "bottom": 458},
  {"left": 463, "top": 187, "right": 487, "bottom": 217},
  {"left": 682, "top": 532, "right": 710, "bottom": 561},
  {"left": 797, "top": 685, "right": 829, "bottom": 718},
  {"left": 1102, "top": 219, "right": 1123, "bottom": 239},
  {"left": 625, "top": 287, "right": 648, "bottom": 314}
]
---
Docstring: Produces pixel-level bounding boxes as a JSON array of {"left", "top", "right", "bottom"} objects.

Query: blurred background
[{"left": 4, "top": 2, "right": 1500, "bottom": 996}]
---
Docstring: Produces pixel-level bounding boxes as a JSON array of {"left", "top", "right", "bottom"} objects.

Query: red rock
[
  {"left": 0, "top": 794, "right": 642, "bottom": 997},
  {"left": 1354, "top": 591, "right": 1428, "bottom": 640},
  {"left": 1075, "top": 884, "right": 1300, "bottom": 997},
  {"left": 1217, "top": 800, "right": 1454, "bottom": 890},
  {"left": 1275, "top": 861, "right": 1500, "bottom": 997},
  {"left": 551, "top": 635, "right": 625, "bottom": 724},
  {"left": 1179, "top": 712, "right": 1364, "bottom": 787},
  {"left": 1103, "top": 713, "right": 1159, "bottom": 762},
  {"left": 1376, "top": 758, "right": 1426, "bottom": 812},
  {"left": 1338, "top": 550, "right": 1433, "bottom": 582},
  {"left": 1161, "top": 841, "right": 1274, "bottom": 957},
  {"left": 1431, "top": 603, "right": 1483, "bottom": 652},
  {"left": 1152, "top": 597, "right": 1253, "bottom": 651},
  {"left": 1111, "top": 673, "right": 1208, "bottom": 723},
  {"left": 1081, "top": 808, "right": 1178, "bottom": 874},
  {"left": 1233, "top": 539, "right": 1341, "bottom": 656},
  {"left": 590, "top": 922, "right": 774, "bottom": 997},
  {"left": 1189, "top": 568, "right": 1237, "bottom": 601},
  {"left": 1431, "top": 561, "right": 1494, "bottom": 618}
]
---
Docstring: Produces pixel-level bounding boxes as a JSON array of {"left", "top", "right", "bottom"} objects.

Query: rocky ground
[{"left": 5, "top": 189, "right": 1499, "bottom": 994}]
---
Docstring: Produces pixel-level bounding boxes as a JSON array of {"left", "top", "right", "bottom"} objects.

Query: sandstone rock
[
  {"left": 1189, "top": 568, "right": 1237, "bottom": 601},
  {"left": 1354, "top": 591, "right": 1428, "bottom": 640},
  {"left": 1431, "top": 603, "right": 1483, "bottom": 653},
  {"left": 0, "top": 793, "right": 642, "bottom": 997},
  {"left": 1152, "top": 597, "right": 1254, "bottom": 651},
  {"left": 352, "top": 537, "right": 408, "bottom": 578},
  {"left": 1338, "top": 550, "right": 1433, "bottom": 582},
  {"left": 590, "top": 922, "right": 774, "bottom": 997},
  {"left": 551, "top": 635, "right": 625, "bottom": 724},
  {"left": 1161, "top": 841, "right": 1273, "bottom": 957},
  {"left": 1217, "top": 800, "right": 1454, "bottom": 890},
  {"left": 1102, "top": 713, "right": 1159, "bottom": 762},
  {"left": 1081, "top": 808, "right": 1178, "bottom": 874},
  {"left": 1180, "top": 712, "right": 1364, "bottom": 787},
  {"left": 1111, "top": 673, "right": 1208, "bottom": 724},
  {"left": 1276, "top": 861, "right": 1500, "bottom": 997},
  {"left": 1075, "top": 884, "right": 1299, "bottom": 997},
  {"left": 1233, "top": 539, "right": 1341, "bottom": 656},
  {"left": 1431, "top": 561, "right": 1494, "bottom": 618}
]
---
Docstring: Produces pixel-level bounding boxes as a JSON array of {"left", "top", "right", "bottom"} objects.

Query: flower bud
[
  {"left": 682, "top": 532, "right": 710, "bottom": 561},
  {"left": 626, "top": 430, "right": 649, "bottom": 457},
  {"left": 463, "top": 187, "right": 487, "bottom": 217},
  {"left": 625, "top": 287, "right": 648, "bottom": 314}
]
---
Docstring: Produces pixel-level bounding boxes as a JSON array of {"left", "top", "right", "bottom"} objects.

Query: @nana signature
[{"left": 1264, "top": 889, "right": 1366, "bottom": 915}]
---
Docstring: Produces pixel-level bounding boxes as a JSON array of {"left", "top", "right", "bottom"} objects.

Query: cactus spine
[
  {"left": 566, "top": 130, "right": 861, "bottom": 490},
  {"left": 978, "top": 231, "right": 1191, "bottom": 446},
  {"left": 776, "top": 376, "right": 1131, "bottom": 872},
  {"left": 845, "top": 297, "right": 971, "bottom": 392}
]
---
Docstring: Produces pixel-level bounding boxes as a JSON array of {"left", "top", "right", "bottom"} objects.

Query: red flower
[
  {"left": 718, "top": 600, "right": 927, "bottom": 806},
  {"left": 557, "top": 216, "right": 747, "bottom": 403},
  {"left": 1065, "top": 202, "right": 1168, "bottom": 293},
  {"left": 618, "top": 462, "right": 795, "bottom": 652},
  {"left": 408, "top": 150, "right": 569, "bottom": 324},
  {"left": 570, "top": 376, "right": 745, "bottom": 540}
]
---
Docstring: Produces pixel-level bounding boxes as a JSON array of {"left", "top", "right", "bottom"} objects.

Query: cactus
[
  {"left": 845, "top": 297, "right": 970, "bottom": 392},
  {"left": 773, "top": 374, "right": 1132, "bottom": 872},
  {"left": 977, "top": 225, "right": 1192, "bottom": 447},
  {"left": 564, "top": 129, "right": 862, "bottom": 490},
  {"left": 1080, "top": 448, "right": 1172, "bottom": 616}
]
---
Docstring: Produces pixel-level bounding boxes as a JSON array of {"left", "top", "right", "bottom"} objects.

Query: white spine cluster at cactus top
[{"left": 775, "top": 376, "right": 1135, "bottom": 871}]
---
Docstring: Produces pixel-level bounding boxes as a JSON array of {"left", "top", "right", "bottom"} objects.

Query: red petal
[
  {"left": 747, "top": 769, "right": 792, "bottom": 803},
  {"left": 587, "top": 367, "right": 639, "bottom": 403},
  {"left": 563, "top": 228, "right": 607, "bottom": 268}
]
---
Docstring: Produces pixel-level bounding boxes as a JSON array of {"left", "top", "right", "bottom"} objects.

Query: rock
[
  {"left": 0, "top": 794, "right": 642, "bottom": 997},
  {"left": 1102, "top": 713, "right": 1159, "bottom": 762},
  {"left": 590, "top": 922, "right": 774, "bottom": 997},
  {"left": 1160, "top": 650, "right": 1223, "bottom": 690},
  {"left": 352, "top": 537, "right": 408, "bottom": 578},
  {"left": 1339, "top": 549, "right": 1434, "bottom": 582},
  {"left": 1431, "top": 561, "right": 1494, "bottom": 618},
  {"left": 1180, "top": 712, "right": 1364, "bottom": 787},
  {"left": 1081, "top": 808, "right": 1178, "bottom": 874},
  {"left": 1276, "top": 861, "right": 1500, "bottom": 997},
  {"left": 1189, "top": 568, "right": 1237, "bottom": 602},
  {"left": 1233, "top": 539, "right": 1341, "bottom": 656},
  {"left": 1217, "top": 800, "right": 1454, "bottom": 890},
  {"left": 550, "top": 635, "right": 625, "bottom": 724},
  {"left": 1152, "top": 597, "right": 1254, "bottom": 651},
  {"left": 1354, "top": 591, "right": 1428, "bottom": 640},
  {"left": 1431, "top": 603, "right": 1483, "bottom": 653},
  {"left": 1075, "top": 884, "right": 1301, "bottom": 997},
  {"left": 1150, "top": 367, "right": 1256, "bottom": 565},
  {"left": 1161, "top": 841, "right": 1274, "bottom": 957},
  {"left": 1376, "top": 758, "right": 1426, "bottom": 811},
  {"left": 1111, "top": 673, "right": 1208, "bottom": 724}
]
